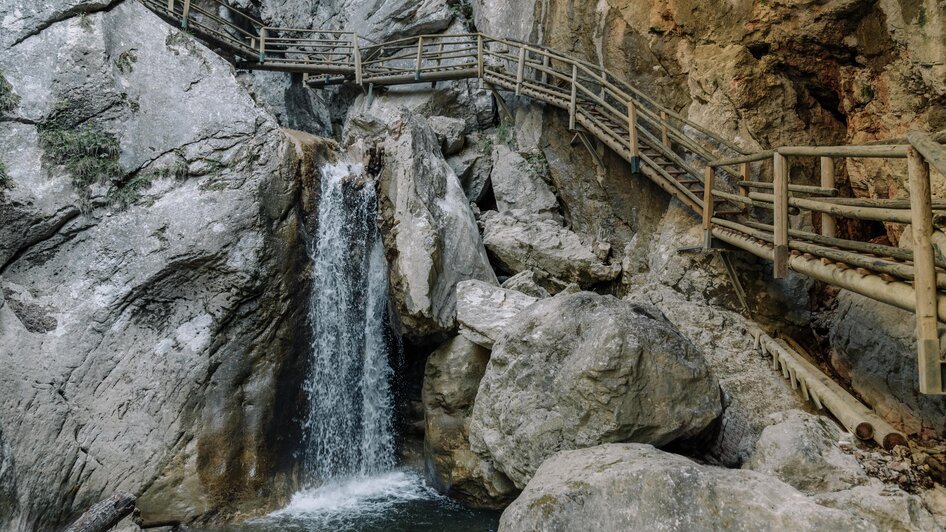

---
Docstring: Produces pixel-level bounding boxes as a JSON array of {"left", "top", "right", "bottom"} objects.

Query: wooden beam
[
  {"left": 908, "top": 146, "right": 944, "bottom": 395},
  {"left": 908, "top": 130, "right": 946, "bottom": 178},
  {"left": 660, "top": 111, "right": 669, "bottom": 147},
  {"left": 415, "top": 36, "right": 424, "bottom": 80},
  {"left": 568, "top": 64, "right": 578, "bottom": 130},
  {"left": 353, "top": 35, "right": 362, "bottom": 85},
  {"left": 773, "top": 152, "right": 789, "bottom": 278},
  {"left": 258, "top": 27, "right": 266, "bottom": 62},
  {"left": 515, "top": 46, "right": 525, "bottom": 95},
  {"left": 627, "top": 101, "right": 639, "bottom": 173},
  {"left": 476, "top": 34, "right": 484, "bottom": 78},
  {"left": 821, "top": 156, "right": 836, "bottom": 238},
  {"left": 181, "top": 0, "right": 191, "bottom": 28},
  {"left": 64, "top": 493, "right": 136, "bottom": 532},
  {"left": 739, "top": 162, "right": 751, "bottom": 214}
]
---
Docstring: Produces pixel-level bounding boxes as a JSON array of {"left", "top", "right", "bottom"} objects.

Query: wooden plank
[
  {"left": 703, "top": 167, "right": 715, "bottom": 249},
  {"left": 908, "top": 146, "right": 944, "bottom": 394},
  {"left": 821, "top": 156, "right": 836, "bottom": 238},
  {"left": 749, "top": 192, "right": 914, "bottom": 224},
  {"left": 773, "top": 152, "right": 789, "bottom": 278},
  {"left": 740, "top": 161, "right": 750, "bottom": 214},
  {"left": 259, "top": 27, "right": 267, "bottom": 62}
]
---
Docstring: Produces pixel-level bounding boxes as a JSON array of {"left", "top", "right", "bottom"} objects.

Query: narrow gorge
[{"left": 0, "top": 0, "right": 944, "bottom": 531}]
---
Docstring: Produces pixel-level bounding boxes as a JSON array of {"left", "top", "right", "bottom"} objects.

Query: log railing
[
  {"left": 139, "top": 0, "right": 946, "bottom": 394},
  {"left": 707, "top": 138, "right": 946, "bottom": 394}
]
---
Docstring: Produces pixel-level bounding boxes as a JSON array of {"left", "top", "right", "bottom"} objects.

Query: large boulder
[
  {"left": 490, "top": 145, "right": 559, "bottom": 218},
  {"left": 0, "top": 3, "right": 307, "bottom": 529},
  {"left": 469, "top": 292, "right": 722, "bottom": 488},
  {"left": 747, "top": 410, "right": 868, "bottom": 493},
  {"left": 428, "top": 115, "right": 466, "bottom": 155},
  {"left": 355, "top": 110, "right": 497, "bottom": 338},
  {"left": 829, "top": 290, "right": 946, "bottom": 438},
  {"left": 422, "top": 336, "right": 517, "bottom": 508},
  {"left": 813, "top": 484, "right": 941, "bottom": 532},
  {"left": 501, "top": 271, "right": 550, "bottom": 298},
  {"left": 481, "top": 211, "right": 621, "bottom": 289},
  {"left": 500, "top": 443, "right": 878, "bottom": 532},
  {"left": 456, "top": 280, "right": 538, "bottom": 348}
]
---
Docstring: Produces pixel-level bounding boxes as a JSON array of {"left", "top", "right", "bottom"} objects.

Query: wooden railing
[{"left": 140, "top": 0, "right": 946, "bottom": 395}]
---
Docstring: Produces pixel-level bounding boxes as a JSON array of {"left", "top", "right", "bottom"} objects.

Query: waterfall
[{"left": 303, "top": 160, "right": 395, "bottom": 482}]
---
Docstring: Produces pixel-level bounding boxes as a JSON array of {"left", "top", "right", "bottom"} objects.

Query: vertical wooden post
[
  {"left": 703, "top": 167, "right": 716, "bottom": 250},
  {"left": 515, "top": 46, "right": 525, "bottom": 95},
  {"left": 627, "top": 101, "right": 640, "bottom": 173},
  {"left": 432, "top": 40, "right": 444, "bottom": 88},
  {"left": 353, "top": 34, "right": 362, "bottom": 86},
  {"left": 477, "top": 34, "right": 484, "bottom": 79},
  {"left": 908, "top": 147, "right": 944, "bottom": 395},
  {"left": 167, "top": 0, "right": 175, "bottom": 12},
  {"left": 541, "top": 54, "right": 549, "bottom": 85},
  {"left": 181, "top": 0, "right": 191, "bottom": 28},
  {"left": 820, "top": 156, "right": 836, "bottom": 238},
  {"left": 773, "top": 152, "right": 789, "bottom": 279},
  {"left": 569, "top": 64, "right": 578, "bottom": 130},
  {"left": 660, "top": 111, "right": 670, "bottom": 147},
  {"left": 258, "top": 27, "right": 266, "bottom": 62},
  {"left": 740, "top": 161, "right": 751, "bottom": 214},
  {"left": 415, "top": 36, "right": 424, "bottom": 80}
]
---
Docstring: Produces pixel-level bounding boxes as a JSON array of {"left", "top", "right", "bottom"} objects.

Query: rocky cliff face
[{"left": 0, "top": 2, "right": 314, "bottom": 529}]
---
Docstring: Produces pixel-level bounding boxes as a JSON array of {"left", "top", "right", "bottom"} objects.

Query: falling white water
[{"left": 304, "top": 160, "right": 395, "bottom": 481}]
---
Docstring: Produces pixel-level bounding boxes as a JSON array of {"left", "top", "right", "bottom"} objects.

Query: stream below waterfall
[{"left": 203, "top": 162, "right": 498, "bottom": 531}]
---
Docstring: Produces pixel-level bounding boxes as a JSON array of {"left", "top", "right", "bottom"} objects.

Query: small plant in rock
[
  {"left": 115, "top": 49, "right": 138, "bottom": 74},
  {"left": 108, "top": 173, "right": 153, "bottom": 209},
  {"left": 526, "top": 150, "right": 548, "bottom": 174},
  {"left": 39, "top": 122, "right": 123, "bottom": 194},
  {"left": 0, "top": 71, "right": 20, "bottom": 115},
  {"left": 78, "top": 13, "right": 94, "bottom": 32},
  {"left": 0, "top": 159, "right": 10, "bottom": 190},
  {"left": 495, "top": 123, "right": 513, "bottom": 146}
]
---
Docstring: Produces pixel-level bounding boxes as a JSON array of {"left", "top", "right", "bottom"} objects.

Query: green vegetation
[
  {"left": 39, "top": 100, "right": 124, "bottom": 202},
  {"left": 39, "top": 125, "right": 122, "bottom": 192},
  {"left": 0, "top": 159, "right": 10, "bottom": 190},
  {"left": 0, "top": 71, "right": 20, "bottom": 114},
  {"left": 108, "top": 173, "right": 152, "bottom": 209},
  {"left": 495, "top": 123, "right": 513, "bottom": 146},
  {"left": 78, "top": 13, "right": 94, "bottom": 32},
  {"left": 115, "top": 49, "right": 138, "bottom": 74},
  {"left": 526, "top": 150, "right": 548, "bottom": 174}
]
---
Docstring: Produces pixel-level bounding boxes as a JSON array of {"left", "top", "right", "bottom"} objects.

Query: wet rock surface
[{"left": 422, "top": 336, "right": 516, "bottom": 508}]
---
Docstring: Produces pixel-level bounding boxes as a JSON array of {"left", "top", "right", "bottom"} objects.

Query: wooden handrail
[{"left": 139, "top": 0, "right": 946, "bottom": 394}]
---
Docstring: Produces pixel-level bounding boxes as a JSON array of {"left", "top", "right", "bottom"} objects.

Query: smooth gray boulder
[
  {"left": 481, "top": 211, "right": 621, "bottom": 289},
  {"left": 830, "top": 289, "right": 946, "bottom": 437},
  {"left": 361, "top": 110, "right": 497, "bottom": 338},
  {"left": 500, "top": 443, "right": 876, "bottom": 532},
  {"left": 423, "top": 336, "right": 517, "bottom": 508},
  {"left": 490, "top": 145, "right": 559, "bottom": 218},
  {"left": 0, "top": 3, "right": 306, "bottom": 529},
  {"left": 469, "top": 292, "right": 722, "bottom": 488},
  {"left": 813, "top": 483, "right": 941, "bottom": 532},
  {"left": 456, "top": 280, "right": 538, "bottom": 348},
  {"left": 748, "top": 410, "right": 868, "bottom": 493},
  {"left": 501, "top": 271, "right": 550, "bottom": 298},
  {"left": 428, "top": 115, "right": 467, "bottom": 155}
]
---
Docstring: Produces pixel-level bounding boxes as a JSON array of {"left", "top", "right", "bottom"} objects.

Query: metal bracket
[{"left": 630, "top": 155, "right": 641, "bottom": 174}]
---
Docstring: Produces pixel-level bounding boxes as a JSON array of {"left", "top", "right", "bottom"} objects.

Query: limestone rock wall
[{"left": 0, "top": 2, "right": 313, "bottom": 529}]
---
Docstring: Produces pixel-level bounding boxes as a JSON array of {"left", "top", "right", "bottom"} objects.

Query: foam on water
[{"left": 275, "top": 471, "right": 441, "bottom": 518}]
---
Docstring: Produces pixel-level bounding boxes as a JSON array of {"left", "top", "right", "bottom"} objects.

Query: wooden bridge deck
[{"left": 142, "top": 0, "right": 946, "bottom": 395}]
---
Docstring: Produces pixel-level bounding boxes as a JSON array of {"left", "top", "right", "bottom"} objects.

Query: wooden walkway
[{"left": 143, "top": 0, "right": 946, "bottom": 395}]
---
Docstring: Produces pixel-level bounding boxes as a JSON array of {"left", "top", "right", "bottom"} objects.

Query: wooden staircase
[{"left": 140, "top": 0, "right": 946, "bottom": 395}]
